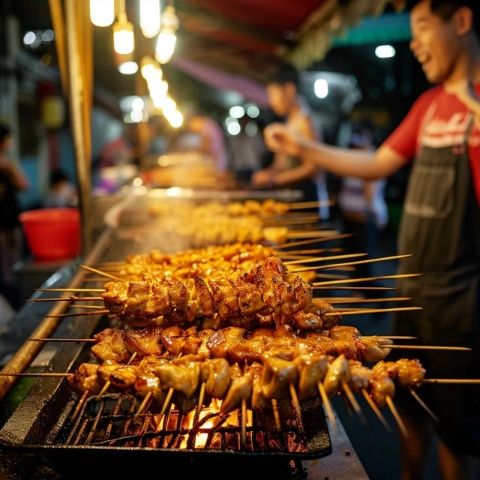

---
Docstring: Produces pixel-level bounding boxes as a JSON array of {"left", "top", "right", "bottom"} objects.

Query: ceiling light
[
  {"left": 314, "top": 78, "right": 329, "bottom": 99},
  {"left": 229, "top": 105, "right": 245, "bottom": 119},
  {"left": 140, "top": 0, "right": 162, "bottom": 38},
  {"left": 118, "top": 61, "right": 139, "bottom": 75},
  {"left": 89, "top": 0, "right": 115, "bottom": 27},
  {"left": 375, "top": 45, "right": 396, "bottom": 59},
  {"left": 155, "top": 5, "right": 179, "bottom": 64}
]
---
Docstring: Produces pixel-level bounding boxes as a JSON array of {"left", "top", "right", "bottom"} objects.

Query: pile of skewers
[{"left": 14, "top": 239, "right": 475, "bottom": 442}]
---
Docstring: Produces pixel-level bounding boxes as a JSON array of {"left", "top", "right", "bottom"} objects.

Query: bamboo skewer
[
  {"left": 36, "top": 288, "right": 106, "bottom": 293},
  {"left": 314, "top": 286, "right": 395, "bottom": 291},
  {"left": 341, "top": 380, "right": 366, "bottom": 425},
  {"left": 287, "top": 230, "right": 340, "bottom": 239},
  {"left": 155, "top": 387, "right": 175, "bottom": 432},
  {"left": 197, "top": 381, "right": 206, "bottom": 417},
  {"left": 385, "top": 345, "right": 471, "bottom": 351},
  {"left": 289, "top": 383, "right": 303, "bottom": 426},
  {"left": 386, "top": 395, "right": 408, "bottom": 437},
  {"left": 275, "top": 248, "right": 343, "bottom": 256},
  {"left": 317, "top": 382, "right": 337, "bottom": 430},
  {"left": 292, "top": 254, "right": 412, "bottom": 273},
  {"left": 314, "top": 273, "right": 422, "bottom": 287},
  {"left": 409, "top": 388, "right": 439, "bottom": 422},
  {"left": 27, "top": 296, "right": 104, "bottom": 302},
  {"left": 422, "top": 378, "right": 480, "bottom": 384},
  {"left": 325, "top": 306, "right": 422, "bottom": 316},
  {"left": 69, "top": 305, "right": 105, "bottom": 310},
  {"left": 361, "top": 388, "right": 390, "bottom": 430},
  {"left": 0, "top": 372, "right": 70, "bottom": 377},
  {"left": 276, "top": 234, "right": 352, "bottom": 249},
  {"left": 135, "top": 391, "right": 153, "bottom": 417},
  {"left": 285, "top": 253, "right": 366, "bottom": 266},
  {"left": 29, "top": 337, "right": 95, "bottom": 343},
  {"left": 288, "top": 200, "right": 334, "bottom": 209},
  {"left": 72, "top": 389, "right": 89, "bottom": 421},
  {"left": 271, "top": 398, "right": 282, "bottom": 432},
  {"left": 78, "top": 264, "right": 121, "bottom": 281},
  {"left": 328, "top": 297, "right": 411, "bottom": 305},
  {"left": 45, "top": 310, "right": 110, "bottom": 318},
  {"left": 241, "top": 398, "right": 247, "bottom": 447}
]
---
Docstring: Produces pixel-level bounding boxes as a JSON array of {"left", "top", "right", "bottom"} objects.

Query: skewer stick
[
  {"left": 196, "top": 381, "right": 206, "bottom": 417},
  {"left": 341, "top": 380, "right": 365, "bottom": 425},
  {"left": 381, "top": 336, "right": 417, "bottom": 340},
  {"left": 409, "top": 388, "right": 439, "bottom": 422},
  {"left": 317, "top": 382, "right": 336, "bottom": 430},
  {"left": 275, "top": 248, "right": 343, "bottom": 256},
  {"left": 241, "top": 398, "right": 247, "bottom": 448},
  {"left": 135, "top": 391, "right": 153, "bottom": 416},
  {"left": 386, "top": 395, "right": 408, "bottom": 437},
  {"left": 361, "top": 389, "right": 390, "bottom": 430},
  {"left": 328, "top": 297, "right": 411, "bottom": 305},
  {"left": 78, "top": 264, "right": 121, "bottom": 281},
  {"left": 46, "top": 310, "right": 110, "bottom": 318},
  {"left": 288, "top": 200, "right": 334, "bottom": 209},
  {"left": 29, "top": 337, "right": 95, "bottom": 343},
  {"left": 326, "top": 306, "right": 422, "bottom": 316},
  {"left": 289, "top": 383, "right": 303, "bottom": 425},
  {"left": 99, "top": 352, "right": 137, "bottom": 398},
  {"left": 155, "top": 387, "right": 175, "bottom": 432},
  {"left": 316, "top": 254, "right": 413, "bottom": 271},
  {"left": 27, "top": 296, "right": 104, "bottom": 302},
  {"left": 71, "top": 389, "right": 90, "bottom": 421},
  {"left": 314, "top": 286, "right": 395, "bottom": 291},
  {"left": 285, "top": 253, "right": 366, "bottom": 266},
  {"left": 423, "top": 378, "right": 480, "bottom": 384},
  {"left": 36, "top": 288, "right": 105, "bottom": 293},
  {"left": 314, "top": 273, "right": 422, "bottom": 287},
  {"left": 69, "top": 305, "right": 105, "bottom": 310},
  {"left": 0, "top": 372, "right": 70, "bottom": 377},
  {"left": 385, "top": 345, "right": 471, "bottom": 351},
  {"left": 271, "top": 399, "right": 282, "bottom": 432},
  {"left": 276, "top": 234, "right": 352, "bottom": 249},
  {"left": 287, "top": 230, "right": 340, "bottom": 239}
]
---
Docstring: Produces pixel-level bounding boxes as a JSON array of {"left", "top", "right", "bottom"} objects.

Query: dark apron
[{"left": 394, "top": 115, "right": 480, "bottom": 455}]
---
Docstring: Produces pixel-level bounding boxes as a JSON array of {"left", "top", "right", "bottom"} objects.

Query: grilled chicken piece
[
  {"left": 200, "top": 358, "right": 231, "bottom": 398},
  {"left": 370, "top": 374, "right": 395, "bottom": 407},
  {"left": 221, "top": 364, "right": 253, "bottom": 413},
  {"left": 68, "top": 363, "right": 102, "bottom": 394},
  {"left": 92, "top": 328, "right": 130, "bottom": 363},
  {"left": 155, "top": 361, "right": 200, "bottom": 397},
  {"left": 358, "top": 336, "right": 392, "bottom": 362},
  {"left": 323, "top": 354, "right": 350, "bottom": 394},
  {"left": 249, "top": 363, "right": 269, "bottom": 410},
  {"left": 295, "top": 354, "right": 329, "bottom": 399},
  {"left": 348, "top": 360, "right": 374, "bottom": 392},
  {"left": 396, "top": 358, "right": 425, "bottom": 388},
  {"left": 262, "top": 355, "right": 299, "bottom": 399}
]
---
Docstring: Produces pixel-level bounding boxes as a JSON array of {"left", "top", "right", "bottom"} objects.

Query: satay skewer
[
  {"left": 328, "top": 297, "right": 411, "bottom": 305},
  {"left": 78, "top": 264, "right": 120, "bottom": 281},
  {"left": 386, "top": 395, "right": 409, "bottom": 437},
  {"left": 325, "top": 306, "right": 422, "bottom": 316},
  {"left": 409, "top": 388, "right": 439, "bottom": 422},
  {"left": 361, "top": 388, "right": 390, "bottom": 430},
  {"left": 271, "top": 398, "right": 282, "bottom": 431},
  {"left": 291, "top": 254, "right": 413, "bottom": 273},
  {"left": 314, "top": 273, "right": 422, "bottom": 287},
  {"left": 284, "top": 253, "right": 367, "bottom": 266},
  {"left": 27, "top": 296, "right": 104, "bottom": 302},
  {"left": 276, "top": 234, "right": 352, "bottom": 249}
]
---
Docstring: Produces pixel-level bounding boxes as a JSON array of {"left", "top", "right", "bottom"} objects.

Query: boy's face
[
  {"left": 266, "top": 82, "right": 296, "bottom": 117},
  {"left": 410, "top": 0, "right": 464, "bottom": 84}
]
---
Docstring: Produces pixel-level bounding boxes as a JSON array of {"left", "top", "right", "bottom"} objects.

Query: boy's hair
[
  {"left": 407, "top": 0, "right": 479, "bottom": 38},
  {"left": 269, "top": 64, "right": 300, "bottom": 87},
  {"left": 0, "top": 124, "right": 11, "bottom": 144}
]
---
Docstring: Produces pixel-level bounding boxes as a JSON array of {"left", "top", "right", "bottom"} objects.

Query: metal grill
[{"left": 58, "top": 392, "right": 329, "bottom": 457}]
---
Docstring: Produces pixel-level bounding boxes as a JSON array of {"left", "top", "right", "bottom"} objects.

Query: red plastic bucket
[{"left": 20, "top": 208, "right": 81, "bottom": 261}]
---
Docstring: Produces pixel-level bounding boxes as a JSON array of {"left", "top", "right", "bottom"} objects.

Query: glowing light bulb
[
  {"left": 154, "top": 5, "right": 179, "bottom": 64},
  {"left": 140, "top": 0, "right": 161, "bottom": 38},
  {"left": 90, "top": 0, "right": 115, "bottom": 27},
  {"left": 114, "top": 14, "right": 134, "bottom": 55},
  {"left": 141, "top": 56, "right": 160, "bottom": 80}
]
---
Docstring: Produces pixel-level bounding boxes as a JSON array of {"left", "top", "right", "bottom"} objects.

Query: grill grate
[{"left": 57, "top": 392, "right": 324, "bottom": 455}]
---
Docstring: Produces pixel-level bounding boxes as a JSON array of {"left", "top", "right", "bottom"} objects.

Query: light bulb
[
  {"left": 118, "top": 61, "right": 138, "bottom": 75},
  {"left": 140, "top": 0, "right": 161, "bottom": 38},
  {"left": 141, "top": 56, "right": 160, "bottom": 80},
  {"left": 90, "top": 0, "right": 115, "bottom": 27},
  {"left": 155, "top": 30, "right": 177, "bottom": 64},
  {"left": 114, "top": 16, "right": 134, "bottom": 55}
]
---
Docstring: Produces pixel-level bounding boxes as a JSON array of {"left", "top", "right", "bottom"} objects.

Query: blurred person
[
  {"left": 263, "top": 1, "right": 480, "bottom": 478},
  {"left": 44, "top": 168, "right": 78, "bottom": 208},
  {"left": 184, "top": 113, "right": 227, "bottom": 172},
  {"left": 229, "top": 117, "right": 266, "bottom": 183},
  {"left": 0, "top": 124, "right": 29, "bottom": 307},
  {"left": 338, "top": 124, "right": 388, "bottom": 285},
  {"left": 252, "top": 65, "right": 329, "bottom": 218}
]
